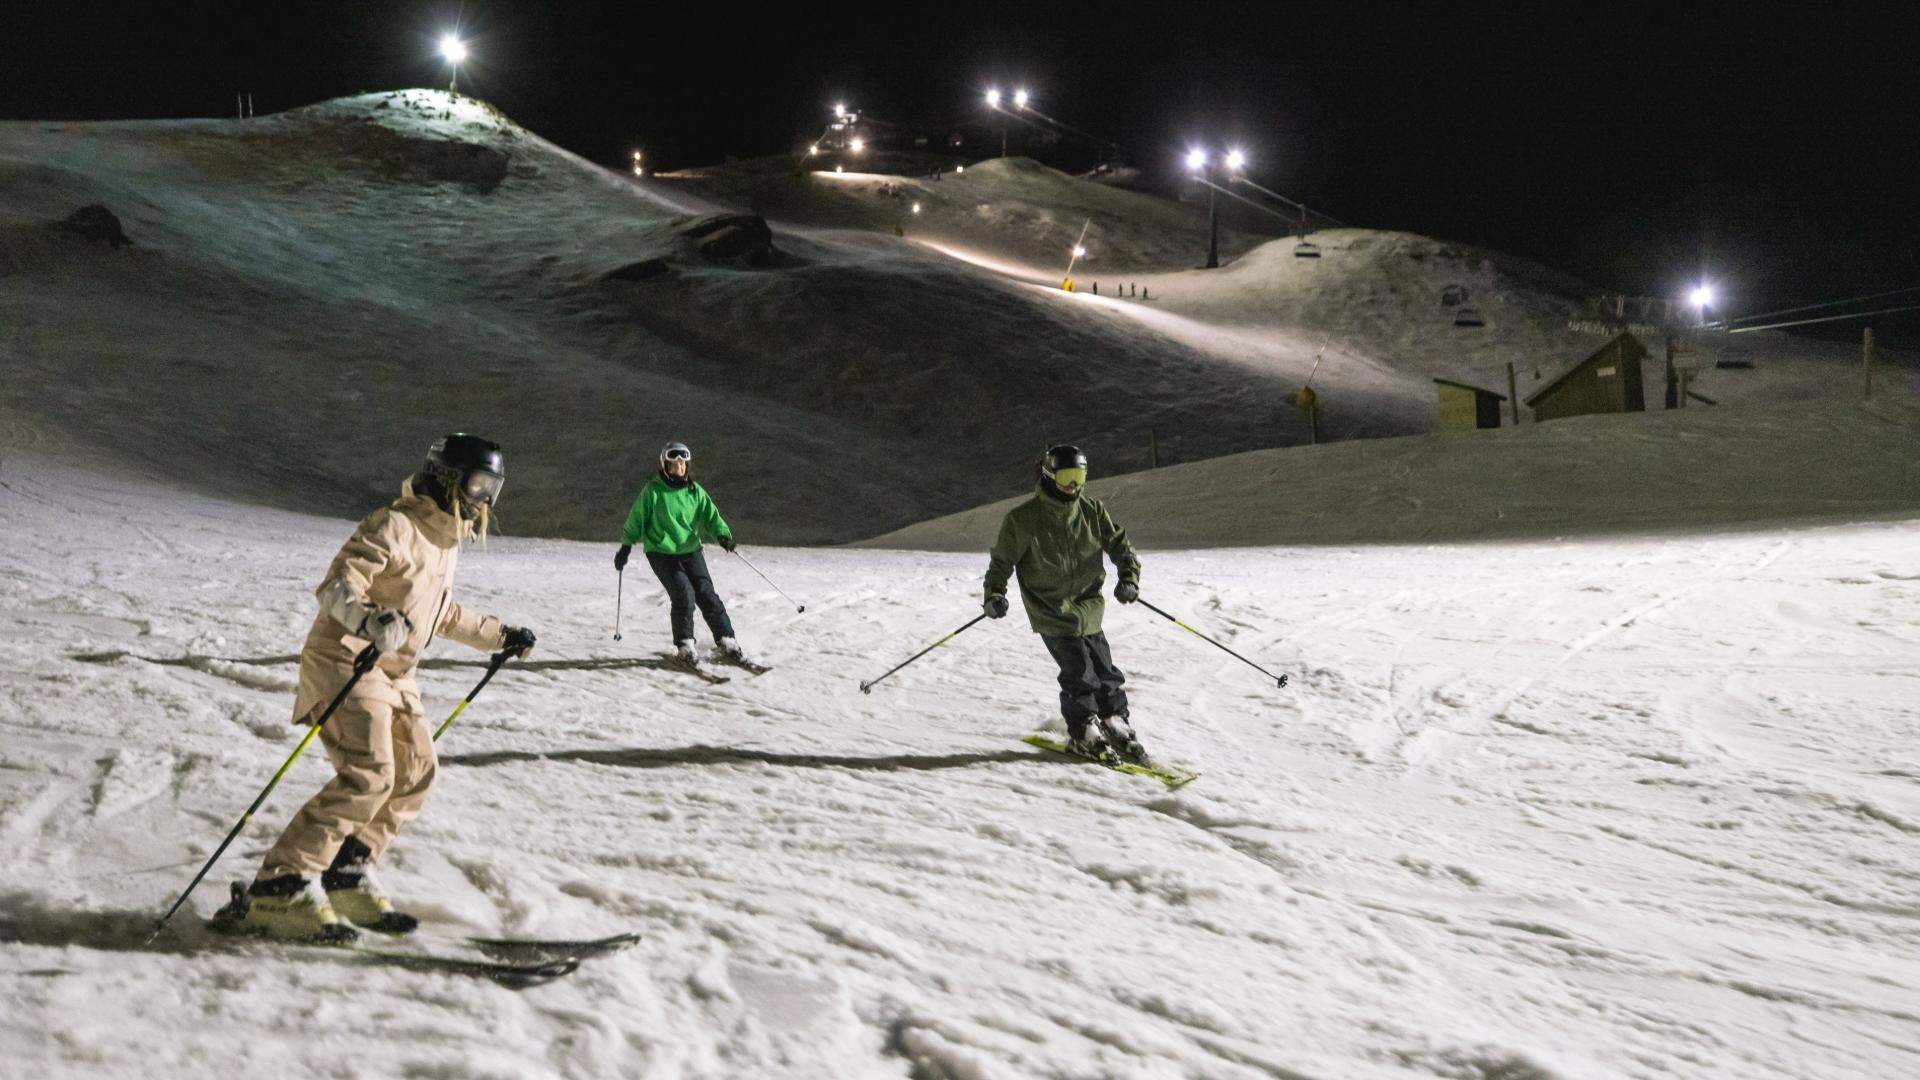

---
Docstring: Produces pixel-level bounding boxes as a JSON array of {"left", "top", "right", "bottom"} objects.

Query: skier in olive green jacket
[
  {"left": 983, "top": 444, "right": 1147, "bottom": 762},
  {"left": 614, "top": 441, "right": 750, "bottom": 668}
]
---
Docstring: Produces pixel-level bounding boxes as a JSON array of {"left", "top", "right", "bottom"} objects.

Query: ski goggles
[
  {"left": 1050, "top": 466, "right": 1087, "bottom": 491},
  {"left": 663, "top": 446, "right": 691, "bottom": 462},
  {"left": 462, "top": 470, "right": 504, "bottom": 507}
]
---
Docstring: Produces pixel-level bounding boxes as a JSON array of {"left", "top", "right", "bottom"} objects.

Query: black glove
[
  {"left": 614, "top": 545, "right": 631, "bottom": 572},
  {"left": 719, "top": 534, "right": 737, "bottom": 553},
  {"left": 984, "top": 594, "right": 1009, "bottom": 619},
  {"left": 502, "top": 625, "right": 537, "bottom": 659},
  {"left": 1115, "top": 580, "right": 1139, "bottom": 604}
]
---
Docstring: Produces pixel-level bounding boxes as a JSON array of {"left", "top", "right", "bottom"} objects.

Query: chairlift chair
[
  {"left": 1293, "top": 239, "right": 1322, "bottom": 259},
  {"left": 1452, "top": 307, "right": 1485, "bottom": 328}
]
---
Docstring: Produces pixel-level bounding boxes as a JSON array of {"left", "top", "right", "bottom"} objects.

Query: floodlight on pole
[
  {"left": 1014, "top": 88, "right": 1030, "bottom": 109},
  {"left": 1186, "top": 148, "right": 1208, "bottom": 172},
  {"left": 834, "top": 102, "right": 847, "bottom": 118},
  {"left": 850, "top": 137, "right": 865, "bottom": 153},
  {"left": 1225, "top": 148, "right": 1247, "bottom": 172},
  {"left": 1689, "top": 284, "right": 1714, "bottom": 309},
  {"left": 986, "top": 89, "right": 1009, "bottom": 156},
  {"left": 439, "top": 34, "right": 467, "bottom": 94}
]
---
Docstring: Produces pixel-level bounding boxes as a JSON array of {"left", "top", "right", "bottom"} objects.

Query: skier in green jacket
[
  {"left": 983, "top": 445, "right": 1146, "bottom": 762},
  {"left": 614, "top": 441, "right": 749, "bottom": 668}
]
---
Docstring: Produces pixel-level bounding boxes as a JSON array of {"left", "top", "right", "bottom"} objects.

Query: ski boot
[
  {"left": 1098, "top": 714, "right": 1148, "bottom": 765},
  {"left": 1064, "top": 722, "right": 1112, "bottom": 761},
  {"left": 322, "top": 836, "right": 418, "bottom": 935},
  {"left": 235, "top": 874, "right": 359, "bottom": 943},
  {"left": 716, "top": 637, "right": 749, "bottom": 663},
  {"left": 674, "top": 640, "right": 701, "bottom": 666}
]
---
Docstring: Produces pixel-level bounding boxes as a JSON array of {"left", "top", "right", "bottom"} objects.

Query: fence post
[
  {"left": 1864, "top": 327, "right": 1875, "bottom": 401},
  {"left": 1506, "top": 362, "right": 1519, "bottom": 424}
]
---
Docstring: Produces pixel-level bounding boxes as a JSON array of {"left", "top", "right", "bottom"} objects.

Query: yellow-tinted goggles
[{"left": 1051, "top": 467, "right": 1087, "bottom": 490}]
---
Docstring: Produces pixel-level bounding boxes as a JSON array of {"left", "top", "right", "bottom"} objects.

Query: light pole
[
  {"left": 440, "top": 34, "right": 467, "bottom": 95},
  {"left": 1188, "top": 147, "right": 1246, "bottom": 269},
  {"left": 985, "top": 89, "right": 1006, "bottom": 156}
]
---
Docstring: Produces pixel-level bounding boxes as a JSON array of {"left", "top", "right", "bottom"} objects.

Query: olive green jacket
[{"left": 984, "top": 489, "right": 1140, "bottom": 637}]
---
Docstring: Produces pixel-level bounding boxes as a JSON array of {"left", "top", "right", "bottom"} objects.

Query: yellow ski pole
[
  {"left": 1135, "top": 597, "right": 1290, "bottom": 689},
  {"left": 432, "top": 646, "right": 518, "bottom": 741},
  {"left": 859, "top": 612, "right": 989, "bottom": 694},
  {"left": 150, "top": 645, "right": 379, "bottom": 940}
]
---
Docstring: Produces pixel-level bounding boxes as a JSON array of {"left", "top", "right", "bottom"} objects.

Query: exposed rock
[
  {"left": 62, "top": 204, "right": 130, "bottom": 247},
  {"left": 681, "top": 214, "right": 777, "bottom": 267},
  {"left": 603, "top": 257, "right": 671, "bottom": 283}
]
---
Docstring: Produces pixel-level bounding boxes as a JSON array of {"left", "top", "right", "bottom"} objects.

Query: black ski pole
[
  {"left": 729, "top": 548, "right": 805, "bottom": 613},
  {"left": 859, "top": 613, "right": 989, "bottom": 694},
  {"left": 150, "top": 644, "right": 379, "bottom": 941},
  {"left": 1135, "top": 598, "right": 1290, "bottom": 689},
  {"left": 433, "top": 644, "right": 522, "bottom": 741},
  {"left": 614, "top": 568, "right": 624, "bottom": 641}
]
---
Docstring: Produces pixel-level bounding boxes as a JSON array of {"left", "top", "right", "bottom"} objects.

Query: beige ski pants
[{"left": 258, "top": 684, "right": 437, "bottom": 879}]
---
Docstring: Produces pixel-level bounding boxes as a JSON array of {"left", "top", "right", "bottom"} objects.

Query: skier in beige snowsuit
[{"left": 243, "top": 434, "right": 535, "bottom": 940}]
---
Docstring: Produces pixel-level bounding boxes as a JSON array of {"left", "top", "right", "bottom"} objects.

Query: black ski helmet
[
  {"left": 1040, "top": 444, "right": 1088, "bottom": 493},
  {"left": 424, "top": 433, "right": 505, "bottom": 508}
]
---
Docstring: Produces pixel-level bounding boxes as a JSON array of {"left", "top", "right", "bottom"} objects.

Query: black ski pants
[
  {"left": 646, "top": 549, "right": 734, "bottom": 644},
  {"left": 1041, "top": 631, "right": 1128, "bottom": 733}
]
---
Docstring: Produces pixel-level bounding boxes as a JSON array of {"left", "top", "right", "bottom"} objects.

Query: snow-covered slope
[
  {"left": 4, "top": 446, "right": 1919, "bottom": 1078},
  {"left": 658, "top": 154, "right": 1276, "bottom": 275},
  {"left": 866, "top": 395, "right": 1920, "bottom": 550},
  {"left": 0, "top": 92, "right": 1303, "bottom": 544},
  {"left": 7, "top": 92, "right": 1901, "bottom": 549}
]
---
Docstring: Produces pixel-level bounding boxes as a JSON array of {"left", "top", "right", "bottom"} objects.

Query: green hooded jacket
[
  {"left": 621, "top": 477, "right": 732, "bottom": 555},
  {"left": 984, "top": 488, "right": 1140, "bottom": 637}
]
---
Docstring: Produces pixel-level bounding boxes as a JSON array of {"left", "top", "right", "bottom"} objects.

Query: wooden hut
[
  {"left": 1432, "top": 379, "right": 1506, "bottom": 431},
  {"left": 1525, "top": 333, "right": 1648, "bottom": 422}
]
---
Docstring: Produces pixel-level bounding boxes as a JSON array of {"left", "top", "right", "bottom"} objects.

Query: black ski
[
  {"left": 204, "top": 885, "right": 575, "bottom": 987},
  {"left": 660, "top": 653, "right": 730, "bottom": 684},
  {"left": 467, "top": 930, "right": 642, "bottom": 963},
  {"left": 711, "top": 653, "right": 773, "bottom": 676}
]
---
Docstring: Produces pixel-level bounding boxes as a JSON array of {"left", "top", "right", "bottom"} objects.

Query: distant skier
[
  {"left": 983, "top": 445, "right": 1146, "bottom": 762},
  {"left": 240, "top": 434, "right": 536, "bottom": 941},
  {"left": 613, "top": 441, "right": 750, "bottom": 668}
]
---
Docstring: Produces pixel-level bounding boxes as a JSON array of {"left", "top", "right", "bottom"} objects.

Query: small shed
[
  {"left": 1525, "top": 333, "right": 1647, "bottom": 422},
  {"left": 1432, "top": 379, "right": 1506, "bottom": 431}
]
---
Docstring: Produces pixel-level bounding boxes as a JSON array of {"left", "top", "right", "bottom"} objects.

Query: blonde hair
[{"left": 451, "top": 488, "right": 491, "bottom": 548}]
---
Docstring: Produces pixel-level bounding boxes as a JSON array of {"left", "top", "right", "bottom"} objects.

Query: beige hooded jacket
[{"left": 291, "top": 479, "right": 505, "bottom": 723}]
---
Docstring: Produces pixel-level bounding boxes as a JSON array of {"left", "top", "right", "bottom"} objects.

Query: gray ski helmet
[
  {"left": 425, "top": 433, "right": 505, "bottom": 507},
  {"left": 660, "top": 441, "right": 692, "bottom": 470}
]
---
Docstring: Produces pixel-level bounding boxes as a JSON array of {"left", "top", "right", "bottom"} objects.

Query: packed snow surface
[{"left": 4, "top": 447, "right": 1918, "bottom": 1078}]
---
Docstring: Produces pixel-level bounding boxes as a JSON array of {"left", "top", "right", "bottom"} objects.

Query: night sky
[{"left": 5, "top": 2, "right": 1916, "bottom": 343}]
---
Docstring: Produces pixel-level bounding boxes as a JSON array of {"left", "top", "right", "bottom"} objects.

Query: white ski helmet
[{"left": 660, "top": 441, "right": 692, "bottom": 470}]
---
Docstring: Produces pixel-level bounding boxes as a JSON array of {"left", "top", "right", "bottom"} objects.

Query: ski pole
[
  {"left": 614, "top": 568, "right": 624, "bottom": 641},
  {"left": 1135, "top": 598, "right": 1290, "bottom": 689},
  {"left": 859, "top": 613, "right": 988, "bottom": 694},
  {"left": 150, "top": 644, "right": 379, "bottom": 940},
  {"left": 729, "top": 547, "right": 805, "bottom": 613},
  {"left": 432, "top": 644, "right": 522, "bottom": 741}
]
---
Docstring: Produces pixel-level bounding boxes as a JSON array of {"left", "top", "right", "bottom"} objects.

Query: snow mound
[{"left": 864, "top": 396, "right": 1920, "bottom": 550}]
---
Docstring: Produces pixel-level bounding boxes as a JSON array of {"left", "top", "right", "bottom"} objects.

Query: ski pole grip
[{"left": 353, "top": 643, "right": 379, "bottom": 673}]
